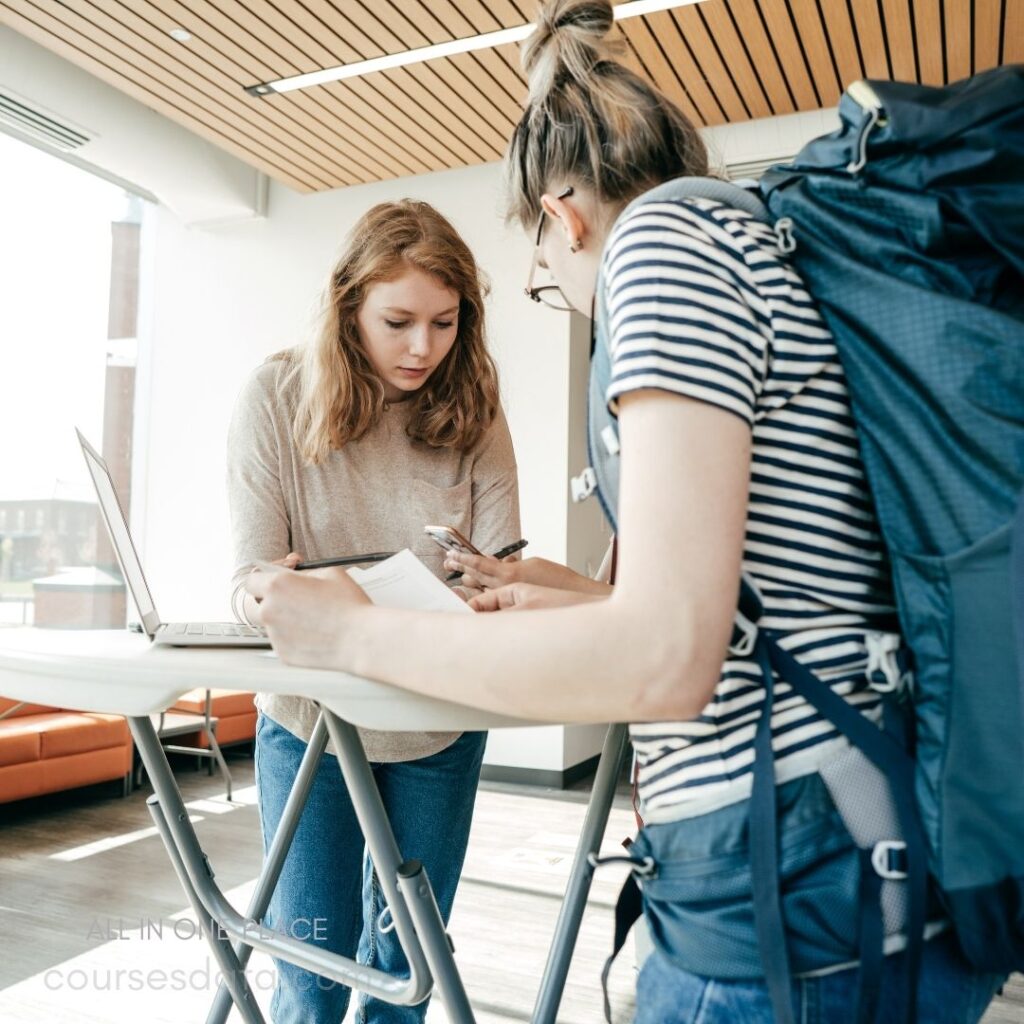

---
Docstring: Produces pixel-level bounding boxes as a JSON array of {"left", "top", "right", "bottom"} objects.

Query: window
[{"left": 0, "top": 134, "right": 150, "bottom": 630}]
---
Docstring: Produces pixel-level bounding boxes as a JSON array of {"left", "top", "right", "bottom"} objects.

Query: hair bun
[{"left": 522, "top": 0, "right": 622, "bottom": 103}]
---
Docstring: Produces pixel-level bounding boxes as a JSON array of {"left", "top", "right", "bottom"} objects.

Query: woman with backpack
[{"left": 246, "top": 3, "right": 1007, "bottom": 1020}]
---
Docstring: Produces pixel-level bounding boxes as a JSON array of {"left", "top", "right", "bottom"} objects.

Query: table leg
[
  {"left": 322, "top": 710, "right": 477, "bottom": 1024},
  {"left": 127, "top": 715, "right": 434, "bottom": 1013},
  {"left": 531, "top": 723, "right": 630, "bottom": 1024},
  {"left": 203, "top": 726, "right": 233, "bottom": 800},
  {"left": 145, "top": 793, "right": 266, "bottom": 1024},
  {"left": 205, "top": 713, "right": 329, "bottom": 1024}
]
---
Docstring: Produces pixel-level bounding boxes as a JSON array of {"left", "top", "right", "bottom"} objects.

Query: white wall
[
  {"left": 0, "top": 26, "right": 265, "bottom": 225},
  {"left": 704, "top": 106, "right": 840, "bottom": 175}
]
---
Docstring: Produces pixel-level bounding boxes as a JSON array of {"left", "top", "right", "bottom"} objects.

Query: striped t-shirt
[{"left": 604, "top": 197, "right": 898, "bottom": 824}]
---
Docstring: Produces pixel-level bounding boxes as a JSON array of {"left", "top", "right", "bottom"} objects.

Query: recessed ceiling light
[
  {"left": 169, "top": 27, "right": 191, "bottom": 43},
  {"left": 244, "top": 0, "right": 707, "bottom": 96}
]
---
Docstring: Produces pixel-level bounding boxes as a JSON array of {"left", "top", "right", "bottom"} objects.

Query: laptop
[{"left": 76, "top": 429, "right": 270, "bottom": 648}]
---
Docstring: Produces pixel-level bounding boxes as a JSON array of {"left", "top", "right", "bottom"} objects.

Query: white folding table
[{"left": 0, "top": 628, "right": 629, "bottom": 1024}]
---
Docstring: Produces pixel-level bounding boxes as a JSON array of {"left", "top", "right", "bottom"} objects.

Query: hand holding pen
[{"left": 445, "top": 539, "right": 528, "bottom": 582}]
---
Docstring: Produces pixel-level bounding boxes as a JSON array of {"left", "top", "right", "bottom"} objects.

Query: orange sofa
[
  {"left": 170, "top": 689, "right": 257, "bottom": 750},
  {"left": 0, "top": 697, "right": 133, "bottom": 804}
]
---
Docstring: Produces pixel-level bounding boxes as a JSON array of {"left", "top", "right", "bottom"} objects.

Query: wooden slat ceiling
[{"left": 2, "top": 0, "right": 1021, "bottom": 193}]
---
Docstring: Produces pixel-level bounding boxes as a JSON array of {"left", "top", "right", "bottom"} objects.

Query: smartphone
[{"left": 423, "top": 525, "right": 481, "bottom": 557}]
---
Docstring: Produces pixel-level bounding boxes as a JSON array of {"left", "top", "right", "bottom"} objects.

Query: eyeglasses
[{"left": 524, "top": 186, "right": 575, "bottom": 312}]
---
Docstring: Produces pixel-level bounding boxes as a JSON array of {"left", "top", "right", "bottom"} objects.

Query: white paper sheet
[{"left": 347, "top": 549, "right": 472, "bottom": 614}]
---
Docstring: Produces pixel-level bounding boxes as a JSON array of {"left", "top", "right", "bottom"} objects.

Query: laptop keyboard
[{"left": 165, "top": 622, "right": 267, "bottom": 638}]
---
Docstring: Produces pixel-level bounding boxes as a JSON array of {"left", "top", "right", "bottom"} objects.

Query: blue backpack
[{"left": 589, "top": 65, "right": 1024, "bottom": 1024}]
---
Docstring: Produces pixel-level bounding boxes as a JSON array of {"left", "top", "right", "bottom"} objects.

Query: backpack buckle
[
  {"left": 570, "top": 466, "right": 597, "bottom": 503},
  {"left": 730, "top": 608, "right": 758, "bottom": 657},
  {"left": 729, "top": 575, "right": 764, "bottom": 657},
  {"left": 871, "top": 840, "right": 908, "bottom": 880},
  {"left": 774, "top": 217, "right": 796, "bottom": 254},
  {"left": 865, "top": 632, "right": 909, "bottom": 694},
  {"left": 587, "top": 852, "right": 657, "bottom": 879},
  {"left": 601, "top": 424, "right": 621, "bottom": 456}
]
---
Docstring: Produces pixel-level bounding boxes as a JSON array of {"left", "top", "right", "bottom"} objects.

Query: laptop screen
[{"left": 76, "top": 429, "right": 162, "bottom": 637}]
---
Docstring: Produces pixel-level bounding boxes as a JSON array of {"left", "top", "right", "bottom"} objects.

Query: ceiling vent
[{"left": 0, "top": 87, "right": 94, "bottom": 152}]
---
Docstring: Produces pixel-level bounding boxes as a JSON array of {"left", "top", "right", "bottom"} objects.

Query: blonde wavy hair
[
  {"left": 505, "top": 0, "right": 709, "bottom": 230},
  {"left": 277, "top": 200, "right": 499, "bottom": 464}
]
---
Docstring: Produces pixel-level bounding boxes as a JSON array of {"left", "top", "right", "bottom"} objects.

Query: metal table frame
[
  {"left": 129, "top": 706, "right": 630, "bottom": 1024},
  {"left": 151, "top": 692, "right": 234, "bottom": 800}
]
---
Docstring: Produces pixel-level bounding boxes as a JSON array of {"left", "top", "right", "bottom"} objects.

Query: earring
[{"left": 569, "top": 239, "right": 582, "bottom": 253}]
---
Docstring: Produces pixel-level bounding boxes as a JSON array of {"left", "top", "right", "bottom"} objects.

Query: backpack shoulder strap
[{"left": 617, "top": 176, "right": 771, "bottom": 226}]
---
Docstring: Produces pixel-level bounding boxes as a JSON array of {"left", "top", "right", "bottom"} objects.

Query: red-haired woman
[{"left": 227, "top": 199, "right": 519, "bottom": 1024}]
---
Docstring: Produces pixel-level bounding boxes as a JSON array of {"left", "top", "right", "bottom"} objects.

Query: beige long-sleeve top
[{"left": 226, "top": 357, "right": 520, "bottom": 762}]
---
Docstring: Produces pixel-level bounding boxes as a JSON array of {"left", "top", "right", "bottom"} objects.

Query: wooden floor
[{"left": 0, "top": 752, "right": 1020, "bottom": 1023}]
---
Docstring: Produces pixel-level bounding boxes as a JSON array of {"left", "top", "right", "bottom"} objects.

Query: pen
[
  {"left": 492, "top": 539, "right": 529, "bottom": 560},
  {"left": 445, "top": 539, "right": 528, "bottom": 581}
]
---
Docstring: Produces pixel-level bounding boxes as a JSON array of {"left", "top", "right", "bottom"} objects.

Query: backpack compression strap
[{"left": 749, "top": 601, "right": 929, "bottom": 1024}]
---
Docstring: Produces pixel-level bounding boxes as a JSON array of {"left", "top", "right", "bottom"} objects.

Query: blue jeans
[
  {"left": 254, "top": 713, "right": 486, "bottom": 1024},
  {"left": 635, "top": 931, "right": 1006, "bottom": 1024}
]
